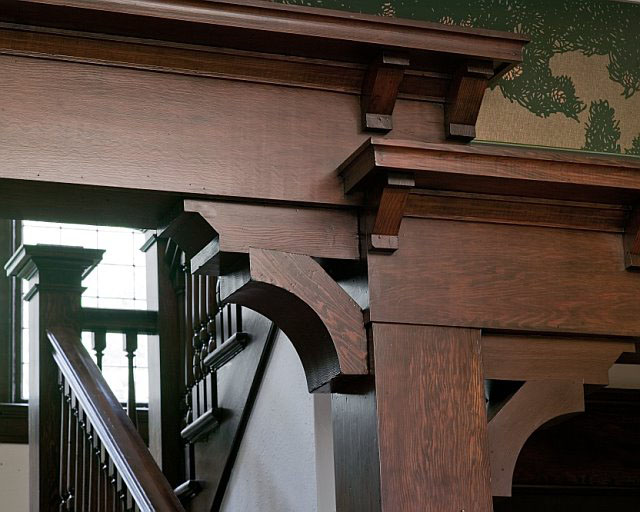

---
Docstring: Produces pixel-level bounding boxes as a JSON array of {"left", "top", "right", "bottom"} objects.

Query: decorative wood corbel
[
  {"left": 445, "top": 59, "right": 494, "bottom": 141},
  {"left": 339, "top": 143, "right": 415, "bottom": 252},
  {"left": 488, "top": 380, "right": 584, "bottom": 497},
  {"left": 624, "top": 205, "right": 640, "bottom": 269},
  {"left": 361, "top": 51, "right": 410, "bottom": 132},
  {"left": 219, "top": 247, "right": 368, "bottom": 392}
]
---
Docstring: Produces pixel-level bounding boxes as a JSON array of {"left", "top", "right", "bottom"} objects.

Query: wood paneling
[
  {"left": 482, "top": 334, "right": 635, "bottom": 384},
  {"left": 372, "top": 323, "right": 492, "bottom": 512},
  {"left": 0, "top": 55, "right": 445, "bottom": 209},
  {"left": 488, "top": 380, "right": 584, "bottom": 497},
  {"left": 369, "top": 218, "right": 640, "bottom": 336}
]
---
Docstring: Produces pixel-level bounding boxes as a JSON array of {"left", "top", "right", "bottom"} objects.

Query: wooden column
[
  {"left": 4, "top": 244, "right": 103, "bottom": 512},
  {"left": 370, "top": 323, "right": 492, "bottom": 512},
  {"left": 144, "top": 236, "right": 184, "bottom": 487}
]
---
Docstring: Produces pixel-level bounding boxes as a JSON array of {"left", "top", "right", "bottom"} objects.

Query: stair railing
[
  {"left": 5, "top": 244, "right": 183, "bottom": 512},
  {"left": 49, "top": 326, "right": 184, "bottom": 512}
]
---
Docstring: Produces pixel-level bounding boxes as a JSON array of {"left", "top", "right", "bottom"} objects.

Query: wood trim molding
[
  {"left": 488, "top": 380, "right": 585, "bottom": 497},
  {"left": 2, "top": 0, "right": 527, "bottom": 65},
  {"left": 406, "top": 190, "right": 629, "bottom": 233},
  {"left": 624, "top": 205, "right": 640, "bottom": 269},
  {"left": 219, "top": 248, "right": 367, "bottom": 392},
  {"left": 338, "top": 137, "right": 640, "bottom": 205}
]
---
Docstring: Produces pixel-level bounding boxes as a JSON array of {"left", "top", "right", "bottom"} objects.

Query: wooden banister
[{"left": 48, "top": 326, "right": 184, "bottom": 512}]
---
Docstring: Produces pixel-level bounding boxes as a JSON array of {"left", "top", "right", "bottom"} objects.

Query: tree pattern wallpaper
[{"left": 274, "top": 0, "right": 640, "bottom": 156}]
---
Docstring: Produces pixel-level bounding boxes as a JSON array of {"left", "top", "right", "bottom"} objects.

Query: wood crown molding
[
  {"left": 339, "top": 137, "right": 640, "bottom": 205},
  {"left": 2, "top": 1, "right": 526, "bottom": 140},
  {"left": 3, "top": 1, "right": 527, "bottom": 64}
]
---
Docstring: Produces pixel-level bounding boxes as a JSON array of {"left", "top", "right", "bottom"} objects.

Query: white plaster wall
[
  {"left": 0, "top": 444, "right": 29, "bottom": 511},
  {"left": 221, "top": 330, "right": 336, "bottom": 512}
]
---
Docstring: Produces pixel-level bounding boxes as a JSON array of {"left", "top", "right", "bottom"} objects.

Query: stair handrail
[{"left": 48, "top": 326, "right": 185, "bottom": 512}]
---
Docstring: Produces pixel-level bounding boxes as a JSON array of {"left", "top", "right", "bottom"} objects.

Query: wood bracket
[
  {"left": 339, "top": 149, "right": 415, "bottom": 252},
  {"left": 624, "top": 205, "right": 640, "bottom": 269},
  {"left": 361, "top": 51, "right": 410, "bottom": 132},
  {"left": 488, "top": 380, "right": 584, "bottom": 497},
  {"left": 445, "top": 59, "right": 494, "bottom": 141},
  {"left": 368, "top": 171, "right": 415, "bottom": 252},
  {"left": 219, "top": 248, "right": 368, "bottom": 392}
]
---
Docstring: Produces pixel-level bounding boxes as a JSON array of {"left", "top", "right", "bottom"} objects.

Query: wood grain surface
[
  {"left": 372, "top": 323, "right": 492, "bottom": 512},
  {"left": 369, "top": 218, "right": 640, "bottom": 336},
  {"left": 221, "top": 248, "right": 367, "bottom": 391},
  {"left": 488, "top": 380, "right": 584, "bottom": 497},
  {"left": 0, "top": 55, "right": 444, "bottom": 208}
]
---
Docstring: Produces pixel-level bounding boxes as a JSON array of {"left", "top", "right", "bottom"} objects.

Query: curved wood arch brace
[
  {"left": 219, "top": 248, "right": 368, "bottom": 392},
  {"left": 488, "top": 380, "right": 584, "bottom": 497}
]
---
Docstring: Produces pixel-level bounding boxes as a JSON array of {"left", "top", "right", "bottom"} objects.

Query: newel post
[{"left": 5, "top": 244, "right": 103, "bottom": 512}]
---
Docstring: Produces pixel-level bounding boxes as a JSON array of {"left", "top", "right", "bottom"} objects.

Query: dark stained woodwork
[
  {"left": 0, "top": 220, "right": 13, "bottom": 403},
  {"left": 339, "top": 137, "right": 640, "bottom": 204},
  {"left": 372, "top": 323, "right": 492, "bottom": 512},
  {"left": 182, "top": 199, "right": 360, "bottom": 274},
  {"left": 0, "top": 55, "right": 447, "bottom": 213},
  {"left": 0, "top": 403, "right": 28, "bottom": 443},
  {"left": 482, "top": 334, "right": 636, "bottom": 385},
  {"left": 48, "top": 326, "right": 185, "bottom": 511},
  {"left": 445, "top": 60, "right": 494, "bottom": 140},
  {"left": 511, "top": 389, "right": 640, "bottom": 491},
  {"left": 623, "top": 205, "right": 640, "bottom": 269},
  {"left": 1, "top": 0, "right": 527, "bottom": 67},
  {"left": 203, "top": 332, "right": 249, "bottom": 371},
  {"left": 331, "top": 379, "right": 381, "bottom": 512},
  {"left": 369, "top": 218, "right": 640, "bottom": 336},
  {"left": 488, "top": 380, "right": 585, "bottom": 497},
  {"left": 190, "top": 310, "right": 277, "bottom": 511},
  {"left": 361, "top": 52, "right": 409, "bottom": 132},
  {"left": 4, "top": 244, "right": 104, "bottom": 512},
  {"left": 220, "top": 248, "right": 367, "bottom": 392},
  {"left": 180, "top": 409, "right": 219, "bottom": 444},
  {"left": 406, "top": 190, "right": 630, "bottom": 233},
  {"left": 80, "top": 308, "right": 158, "bottom": 335},
  {"left": 0, "top": 25, "right": 447, "bottom": 103},
  {"left": 145, "top": 237, "right": 185, "bottom": 488}
]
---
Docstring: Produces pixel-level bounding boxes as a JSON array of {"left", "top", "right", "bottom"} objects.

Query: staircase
[{"left": 5, "top": 241, "right": 276, "bottom": 511}]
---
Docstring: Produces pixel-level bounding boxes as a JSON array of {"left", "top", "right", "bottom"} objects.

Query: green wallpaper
[{"left": 275, "top": 0, "right": 640, "bottom": 156}]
